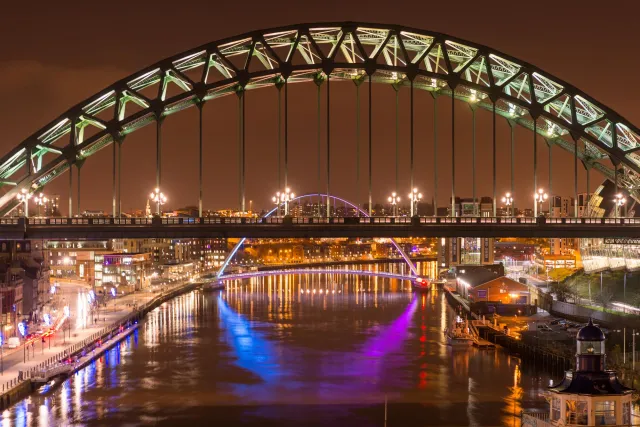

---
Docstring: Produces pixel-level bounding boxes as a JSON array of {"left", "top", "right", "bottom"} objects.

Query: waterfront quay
[
  {"left": 441, "top": 271, "right": 575, "bottom": 375},
  {"left": 0, "top": 278, "right": 208, "bottom": 409},
  {"left": 0, "top": 272, "right": 554, "bottom": 426}
]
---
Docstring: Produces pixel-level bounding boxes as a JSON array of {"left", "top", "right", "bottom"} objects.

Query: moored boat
[
  {"left": 412, "top": 277, "right": 430, "bottom": 292},
  {"left": 445, "top": 317, "right": 474, "bottom": 347}
]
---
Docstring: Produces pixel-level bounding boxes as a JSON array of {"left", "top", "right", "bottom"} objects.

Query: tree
[
  {"left": 566, "top": 277, "right": 581, "bottom": 305},
  {"left": 549, "top": 280, "right": 573, "bottom": 302},
  {"left": 548, "top": 268, "right": 574, "bottom": 283},
  {"left": 629, "top": 292, "right": 640, "bottom": 308},
  {"left": 596, "top": 290, "right": 614, "bottom": 311}
]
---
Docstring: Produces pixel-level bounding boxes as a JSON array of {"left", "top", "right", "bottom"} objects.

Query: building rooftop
[
  {"left": 470, "top": 276, "right": 528, "bottom": 291},
  {"left": 550, "top": 371, "right": 633, "bottom": 395},
  {"left": 456, "top": 267, "right": 501, "bottom": 288}
]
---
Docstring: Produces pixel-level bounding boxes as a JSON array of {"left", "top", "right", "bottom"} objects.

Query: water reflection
[{"left": 1, "top": 268, "right": 552, "bottom": 426}]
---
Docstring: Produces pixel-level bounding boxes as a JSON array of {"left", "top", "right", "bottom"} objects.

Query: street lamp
[
  {"left": 408, "top": 188, "right": 423, "bottom": 216},
  {"left": 501, "top": 192, "right": 513, "bottom": 217},
  {"left": 533, "top": 188, "right": 548, "bottom": 217},
  {"left": 272, "top": 188, "right": 295, "bottom": 215},
  {"left": 614, "top": 193, "right": 626, "bottom": 219},
  {"left": 16, "top": 189, "right": 32, "bottom": 218},
  {"left": 149, "top": 188, "right": 167, "bottom": 216},
  {"left": 33, "top": 193, "right": 48, "bottom": 217},
  {"left": 388, "top": 192, "right": 400, "bottom": 216}
]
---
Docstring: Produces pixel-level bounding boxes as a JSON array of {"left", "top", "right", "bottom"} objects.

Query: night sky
[{"left": 1, "top": 1, "right": 639, "bottom": 214}]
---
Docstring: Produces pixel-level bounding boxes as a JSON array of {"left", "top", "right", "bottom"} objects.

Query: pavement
[{"left": 0, "top": 280, "right": 187, "bottom": 393}]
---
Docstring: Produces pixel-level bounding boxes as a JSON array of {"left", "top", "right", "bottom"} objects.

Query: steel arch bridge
[{"left": 2, "top": 21, "right": 640, "bottom": 216}]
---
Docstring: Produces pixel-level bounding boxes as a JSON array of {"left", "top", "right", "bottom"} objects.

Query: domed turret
[
  {"left": 543, "top": 318, "right": 634, "bottom": 426},
  {"left": 576, "top": 318, "right": 606, "bottom": 341},
  {"left": 575, "top": 318, "right": 605, "bottom": 371}
]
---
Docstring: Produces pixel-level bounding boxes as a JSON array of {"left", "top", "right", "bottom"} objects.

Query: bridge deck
[{"left": 1, "top": 216, "right": 639, "bottom": 239}]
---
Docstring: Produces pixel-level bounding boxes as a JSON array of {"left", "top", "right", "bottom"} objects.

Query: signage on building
[
  {"left": 482, "top": 238, "right": 490, "bottom": 264},
  {"left": 461, "top": 203, "right": 476, "bottom": 216},
  {"left": 451, "top": 238, "right": 459, "bottom": 264}
]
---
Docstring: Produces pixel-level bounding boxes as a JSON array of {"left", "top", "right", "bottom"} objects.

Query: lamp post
[
  {"left": 408, "top": 188, "right": 422, "bottom": 217},
  {"left": 16, "top": 189, "right": 32, "bottom": 218},
  {"left": 501, "top": 192, "right": 513, "bottom": 217},
  {"left": 534, "top": 188, "right": 548, "bottom": 217},
  {"left": 272, "top": 188, "right": 294, "bottom": 216},
  {"left": 149, "top": 188, "right": 167, "bottom": 216},
  {"left": 388, "top": 192, "right": 400, "bottom": 216},
  {"left": 63, "top": 305, "right": 70, "bottom": 344},
  {"left": 33, "top": 193, "right": 48, "bottom": 217},
  {"left": 614, "top": 193, "right": 626, "bottom": 219}
]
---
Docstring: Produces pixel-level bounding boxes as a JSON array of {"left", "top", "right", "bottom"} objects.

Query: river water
[{"left": 1, "top": 264, "right": 552, "bottom": 426}]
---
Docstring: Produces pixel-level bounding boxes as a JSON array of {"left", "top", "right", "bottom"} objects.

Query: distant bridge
[{"left": 217, "top": 268, "right": 418, "bottom": 282}]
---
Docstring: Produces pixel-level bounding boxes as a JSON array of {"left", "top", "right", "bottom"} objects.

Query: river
[{"left": 1, "top": 263, "right": 552, "bottom": 426}]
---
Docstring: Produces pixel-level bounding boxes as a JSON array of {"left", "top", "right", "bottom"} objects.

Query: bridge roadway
[{"left": 1, "top": 216, "right": 640, "bottom": 239}]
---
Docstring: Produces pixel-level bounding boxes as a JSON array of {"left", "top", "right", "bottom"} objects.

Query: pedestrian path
[{"left": 0, "top": 281, "right": 192, "bottom": 394}]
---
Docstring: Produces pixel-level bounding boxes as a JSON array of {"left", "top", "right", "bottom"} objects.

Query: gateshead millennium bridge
[{"left": 1, "top": 22, "right": 639, "bottom": 272}]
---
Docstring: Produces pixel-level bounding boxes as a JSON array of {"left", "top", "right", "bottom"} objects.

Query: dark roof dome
[{"left": 577, "top": 318, "right": 605, "bottom": 341}]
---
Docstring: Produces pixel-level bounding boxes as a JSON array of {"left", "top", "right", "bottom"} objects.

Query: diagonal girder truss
[{"left": 2, "top": 21, "right": 640, "bottom": 215}]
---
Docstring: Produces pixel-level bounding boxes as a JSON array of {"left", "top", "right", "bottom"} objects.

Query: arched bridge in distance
[
  {"left": 217, "top": 269, "right": 418, "bottom": 283},
  {"left": 1, "top": 22, "right": 640, "bottom": 239},
  {"left": 215, "top": 193, "right": 419, "bottom": 279}
]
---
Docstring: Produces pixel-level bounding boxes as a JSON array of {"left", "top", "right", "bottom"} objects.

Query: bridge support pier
[
  {"left": 470, "top": 105, "right": 477, "bottom": 216},
  {"left": 76, "top": 160, "right": 84, "bottom": 215},
  {"left": 354, "top": 78, "right": 362, "bottom": 215},
  {"left": 155, "top": 117, "right": 164, "bottom": 215},
  {"left": 237, "top": 88, "right": 246, "bottom": 213},
  {"left": 492, "top": 102, "right": 497, "bottom": 217},
  {"left": 284, "top": 79, "right": 289, "bottom": 191},
  {"left": 574, "top": 136, "right": 578, "bottom": 218},
  {"left": 118, "top": 139, "right": 122, "bottom": 217},
  {"left": 326, "top": 75, "right": 331, "bottom": 219},
  {"left": 583, "top": 161, "right": 591, "bottom": 217},
  {"left": 112, "top": 141, "right": 116, "bottom": 217},
  {"left": 394, "top": 85, "right": 399, "bottom": 193},
  {"left": 68, "top": 162, "right": 73, "bottom": 217},
  {"left": 276, "top": 80, "right": 283, "bottom": 192},
  {"left": 548, "top": 140, "right": 553, "bottom": 215},
  {"left": 315, "top": 74, "right": 322, "bottom": 216},
  {"left": 432, "top": 93, "right": 438, "bottom": 217},
  {"left": 198, "top": 103, "right": 204, "bottom": 217},
  {"left": 508, "top": 120, "right": 515, "bottom": 217},
  {"left": 451, "top": 90, "right": 455, "bottom": 217},
  {"left": 410, "top": 79, "right": 414, "bottom": 215},
  {"left": 368, "top": 74, "right": 372, "bottom": 216},
  {"left": 533, "top": 118, "right": 538, "bottom": 217}
]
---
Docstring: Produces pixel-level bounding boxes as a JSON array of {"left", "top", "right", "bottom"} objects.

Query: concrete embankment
[{"left": 0, "top": 280, "right": 222, "bottom": 410}]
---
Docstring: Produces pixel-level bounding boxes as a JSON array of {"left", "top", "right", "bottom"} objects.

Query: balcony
[{"left": 521, "top": 412, "right": 552, "bottom": 427}]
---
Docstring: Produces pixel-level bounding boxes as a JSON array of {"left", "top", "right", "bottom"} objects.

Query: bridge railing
[{"left": 3, "top": 216, "right": 640, "bottom": 227}]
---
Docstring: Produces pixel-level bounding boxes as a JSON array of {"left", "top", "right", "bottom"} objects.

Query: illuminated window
[
  {"left": 594, "top": 401, "right": 615, "bottom": 425},
  {"left": 551, "top": 397, "right": 561, "bottom": 421},
  {"left": 566, "top": 400, "right": 588, "bottom": 425},
  {"left": 622, "top": 401, "right": 631, "bottom": 425}
]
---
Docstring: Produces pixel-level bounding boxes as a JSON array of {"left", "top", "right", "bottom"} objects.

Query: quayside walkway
[{"left": 0, "top": 278, "right": 206, "bottom": 408}]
